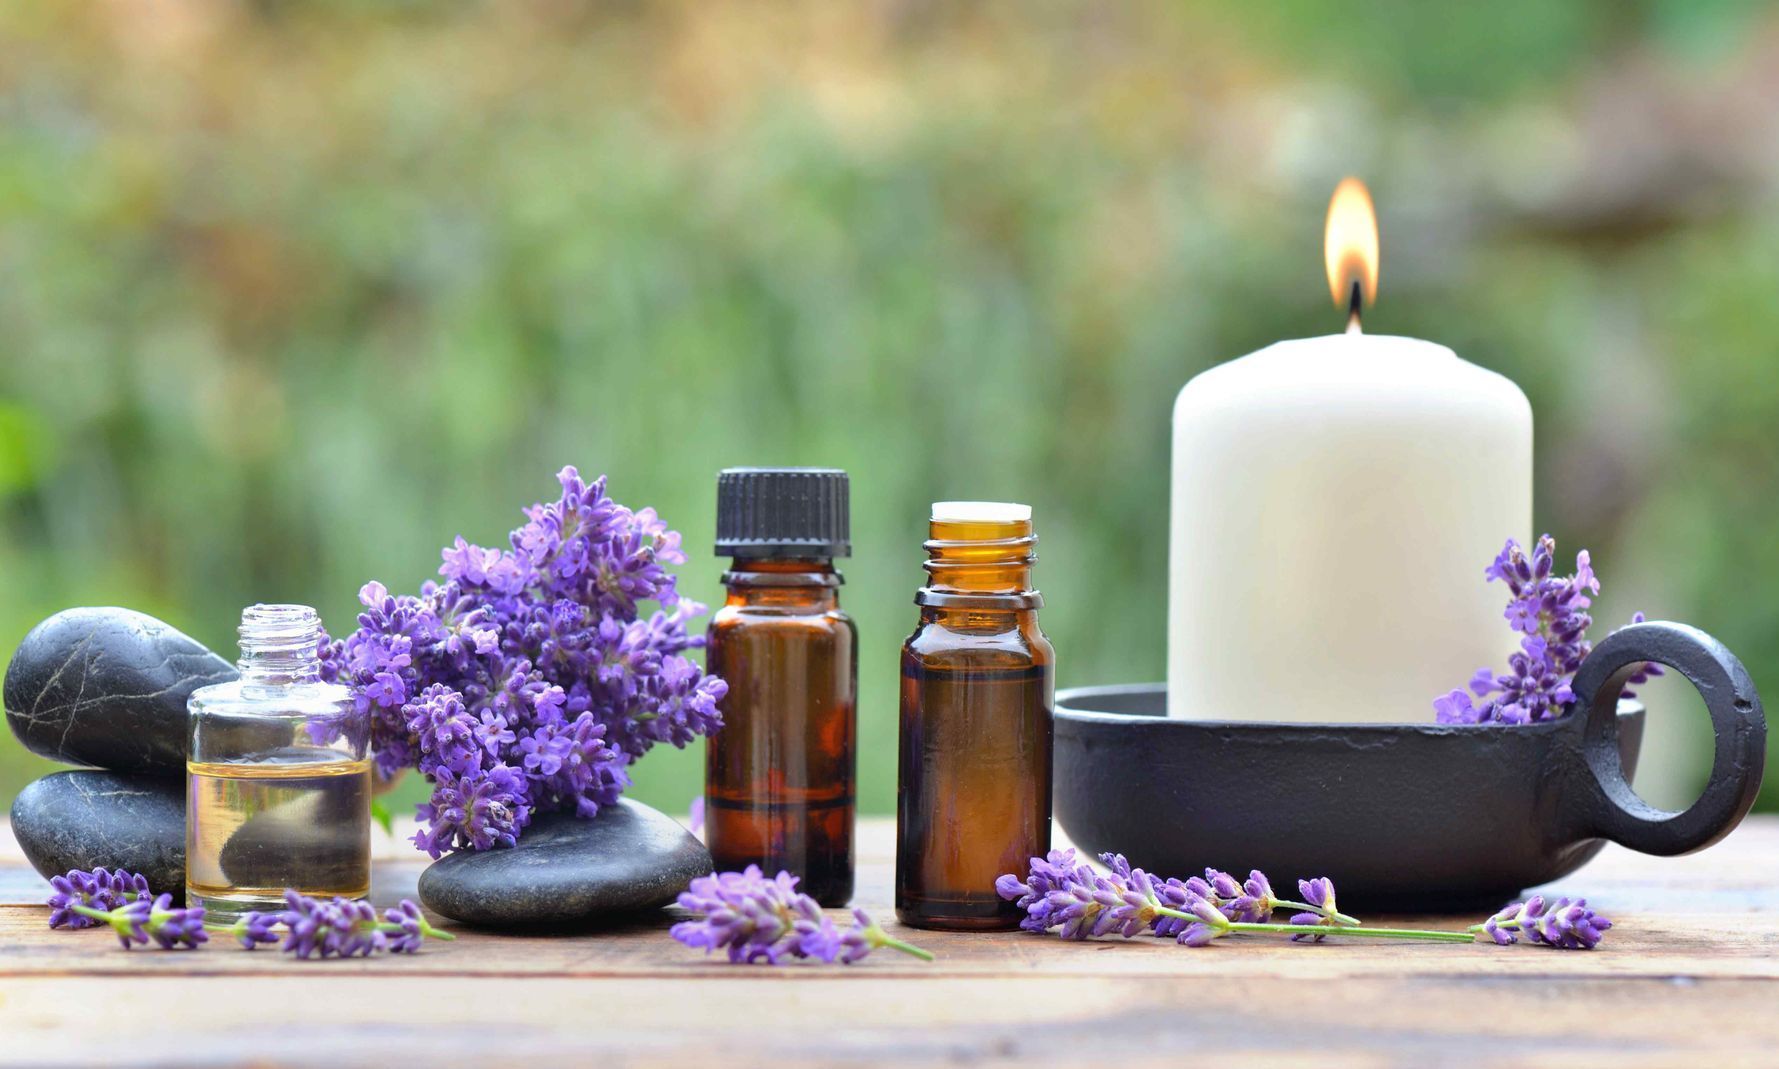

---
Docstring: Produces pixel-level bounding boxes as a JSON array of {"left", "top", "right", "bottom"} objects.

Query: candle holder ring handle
[{"left": 1568, "top": 621, "right": 1765, "bottom": 855}]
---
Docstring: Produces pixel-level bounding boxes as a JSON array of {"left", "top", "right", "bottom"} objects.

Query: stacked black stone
[{"left": 4, "top": 607, "right": 235, "bottom": 894}]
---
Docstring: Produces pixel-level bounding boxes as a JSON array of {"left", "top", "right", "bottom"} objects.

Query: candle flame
[{"left": 1325, "top": 177, "right": 1379, "bottom": 331}]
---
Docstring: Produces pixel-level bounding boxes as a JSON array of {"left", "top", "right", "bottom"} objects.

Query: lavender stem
[
  {"left": 200, "top": 919, "right": 457, "bottom": 941},
  {"left": 868, "top": 930, "right": 936, "bottom": 961},
  {"left": 1231, "top": 922, "right": 1473, "bottom": 942},
  {"left": 1149, "top": 904, "right": 1472, "bottom": 942}
]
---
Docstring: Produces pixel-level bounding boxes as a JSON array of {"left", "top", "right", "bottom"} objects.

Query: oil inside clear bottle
[{"left": 186, "top": 750, "right": 373, "bottom": 915}]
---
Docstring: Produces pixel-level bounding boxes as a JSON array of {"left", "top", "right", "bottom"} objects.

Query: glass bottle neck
[
  {"left": 723, "top": 557, "right": 842, "bottom": 611},
  {"left": 917, "top": 517, "right": 1041, "bottom": 610},
  {"left": 236, "top": 604, "right": 325, "bottom": 685}
]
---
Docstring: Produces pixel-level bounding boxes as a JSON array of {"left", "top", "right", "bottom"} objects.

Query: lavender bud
[{"left": 1473, "top": 896, "right": 1612, "bottom": 950}]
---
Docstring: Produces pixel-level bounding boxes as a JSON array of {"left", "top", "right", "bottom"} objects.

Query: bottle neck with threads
[
  {"left": 916, "top": 502, "right": 1042, "bottom": 611},
  {"left": 236, "top": 604, "right": 326, "bottom": 686},
  {"left": 722, "top": 556, "right": 842, "bottom": 612}
]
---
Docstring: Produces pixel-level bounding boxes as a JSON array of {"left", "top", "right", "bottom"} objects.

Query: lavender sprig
[
  {"left": 256, "top": 891, "right": 455, "bottom": 959},
  {"left": 997, "top": 851, "right": 1609, "bottom": 949},
  {"left": 69, "top": 893, "right": 208, "bottom": 950},
  {"left": 1436, "top": 535, "right": 1660, "bottom": 725},
  {"left": 280, "top": 894, "right": 385, "bottom": 958},
  {"left": 46, "top": 868, "right": 151, "bottom": 930},
  {"left": 672, "top": 866, "right": 932, "bottom": 965},
  {"left": 998, "top": 851, "right": 1464, "bottom": 946},
  {"left": 45, "top": 874, "right": 452, "bottom": 956},
  {"left": 1472, "top": 895, "right": 1612, "bottom": 950},
  {"left": 323, "top": 467, "right": 727, "bottom": 856}
]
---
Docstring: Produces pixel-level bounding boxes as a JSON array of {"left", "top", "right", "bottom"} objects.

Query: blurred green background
[{"left": 3, "top": 0, "right": 1777, "bottom": 826}]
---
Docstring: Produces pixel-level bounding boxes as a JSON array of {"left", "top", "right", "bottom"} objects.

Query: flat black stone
[
  {"left": 4, "top": 607, "right": 236, "bottom": 776},
  {"left": 418, "top": 800, "right": 711, "bottom": 928},
  {"left": 11, "top": 770, "right": 185, "bottom": 896}
]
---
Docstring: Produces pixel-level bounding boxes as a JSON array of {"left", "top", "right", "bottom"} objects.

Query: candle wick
[{"left": 1344, "top": 277, "right": 1364, "bottom": 335}]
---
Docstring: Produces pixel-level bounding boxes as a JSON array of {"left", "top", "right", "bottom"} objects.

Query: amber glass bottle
[
  {"left": 896, "top": 502, "right": 1054, "bottom": 931},
  {"left": 705, "top": 468, "right": 856, "bottom": 906}
]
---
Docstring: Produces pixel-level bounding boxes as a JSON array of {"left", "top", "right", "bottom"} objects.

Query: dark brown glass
[
  {"left": 705, "top": 558, "right": 857, "bottom": 906},
  {"left": 896, "top": 514, "right": 1054, "bottom": 930}
]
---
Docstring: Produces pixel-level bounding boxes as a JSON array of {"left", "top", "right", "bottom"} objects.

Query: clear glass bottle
[
  {"left": 705, "top": 468, "right": 856, "bottom": 906},
  {"left": 896, "top": 502, "right": 1055, "bottom": 931},
  {"left": 186, "top": 604, "right": 370, "bottom": 920}
]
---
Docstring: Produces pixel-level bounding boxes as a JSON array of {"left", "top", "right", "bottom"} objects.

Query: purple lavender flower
[
  {"left": 672, "top": 867, "right": 837, "bottom": 964},
  {"left": 527, "top": 712, "right": 621, "bottom": 818},
  {"left": 1190, "top": 868, "right": 1273, "bottom": 923},
  {"left": 412, "top": 763, "right": 532, "bottom": 858},
  {"left": 407, "top": 683, "right": 484, "bottom": 776},
  {"left": 233, "top": 894, "right": 451, "bottom": 957},
  {"left": 839, "top": 908, "right": 914, "bottom": 964},
  {"left": 229, "top": 911, "right": 283, "bottom": 949},
  {"left": 326, "top": 468, "right": 727, "bottom": 853},
  {"left": 1473, "top": 895, "right": 1612, "bottom": 950},
  {"left": 76, "top": 893, "right": 208, "bottom": 950},
  {"left": 999, "top": 851, "right": 1223, "bottom": 941},
  {"left": 46, "top": 868, "right": 150, "bottom": 930},
  {"left": 381, "top": 900, "right": 452, "bottom": 954},
  {"left": 997, "top": 849, "right": 1111, "bottom": 937},
  {"left": 1437, "top": 536, "right": 1661, "bottom": 725},
  {"left": 471, "top": 709, "right": 516, "bottom": 757},
  {"left": 278, "top": 891, "right": 387, "bottom": 958},
  {"left": 1108, "top": 858, "right": 1353, "bottom": 935},
  {"left": 673, "top": 867, "right": 930, "bottom": 965},
  {"left": 108, "top": 898, "right": 153, "bottom": 947},
  {"left": 45, "top": 873, "right": 100, "bottom": 930},
  {"left": 1174, "top": 896, "right": 1234, "bottom": 947},
  {"left": 146, "top": 897, "right": 209, "bottom": 950},
  {"left": 1290, "top": 877, "right": 1339, "bottom": 941}
]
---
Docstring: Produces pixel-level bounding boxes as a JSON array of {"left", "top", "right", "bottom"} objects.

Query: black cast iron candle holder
[{"left": 1054, "top": 621, "right": 1766, "bottom": 912}]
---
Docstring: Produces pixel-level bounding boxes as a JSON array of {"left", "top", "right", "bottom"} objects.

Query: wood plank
[
  {"left": 2, "top": 974, "right": 1775, "bottom": 1067},
  {"left": 1, "top": 816, "right": 1774, "bottom": 1065}
]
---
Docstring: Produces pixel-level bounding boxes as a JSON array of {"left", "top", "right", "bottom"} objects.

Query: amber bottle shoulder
[
  {"left": 712, "top": 603, "right": 854, "bottom": 635},
  {"left": 902, "top": 614, "right": 1051, "bottom": 668}
]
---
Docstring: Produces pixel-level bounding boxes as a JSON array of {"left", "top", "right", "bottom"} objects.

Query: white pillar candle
[{"left": 1166, "top": 183, "right": 1531, "bottom": 722}]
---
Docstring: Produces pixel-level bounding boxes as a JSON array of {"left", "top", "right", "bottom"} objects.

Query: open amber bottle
[
  {"left": 896, "top": 502, "right": 1054, "bottom": 931},
  {"left": 705, "top": 468, "right": 856, "bottom": 906}
]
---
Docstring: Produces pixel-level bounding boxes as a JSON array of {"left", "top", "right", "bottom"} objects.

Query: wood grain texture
[{"left": 2, "top": 817, "right": 1776, "bottom": 1067}]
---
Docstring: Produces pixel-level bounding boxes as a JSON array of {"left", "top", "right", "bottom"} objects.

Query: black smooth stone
[
  {"left": 4, "top": 607, "right": 236, "bottom": 776},
  {"left": 418, "top": 800, "right": 712, "bottom": 928},
  {"left": 10, "top": 770, "right": 186, "bottom": 896}
]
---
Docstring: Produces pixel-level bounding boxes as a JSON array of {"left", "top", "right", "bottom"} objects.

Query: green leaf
[{"left": 370, "top": 797, "right": 395, "bottom": 837}]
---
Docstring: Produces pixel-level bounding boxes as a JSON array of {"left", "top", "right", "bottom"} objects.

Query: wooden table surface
[{"left": 2, "top": 815, "right": 1776, "bottom": 1068}]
